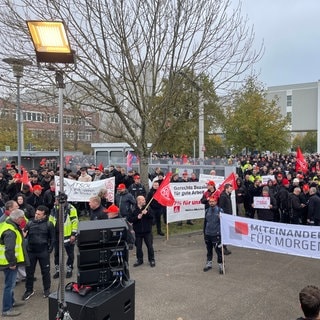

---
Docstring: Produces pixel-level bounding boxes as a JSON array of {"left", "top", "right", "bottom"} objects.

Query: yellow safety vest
[
  {"left": 49, "top": 204, "right": 78, "bottom": 242},
  {"left": 0, "top": 221, "right": 24, "bottom": 266}
]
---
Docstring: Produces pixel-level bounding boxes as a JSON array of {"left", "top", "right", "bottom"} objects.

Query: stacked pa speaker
[
  {"left": 77, "top": 218, "right": 130, "bottom": 287},
  {"left": 48, "top": 218, "right": 134, "bottom": 320}
]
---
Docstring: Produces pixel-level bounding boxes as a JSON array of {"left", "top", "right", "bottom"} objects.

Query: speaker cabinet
[
  {"left": 48, "top": 280, "right": 135, "bottom": 320},
  {"left": 77, "top": 246, "right": 128, "bottom": 268},
  {"left": 77, "top": 219, "right": 128, "bottom": 248}
]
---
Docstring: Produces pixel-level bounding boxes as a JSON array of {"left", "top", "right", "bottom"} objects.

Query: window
[
  {"left": 49, "top": 114, "right": 59, "bottom": 123},
  {"left": 64, "top": 116, "right": 72, "bottom": 124},
  {"left": 77, "top": 131, "right": 92, "bottom": 141},
  {"left": 286, "top": 95, "right": 292, "bottom": 107}
]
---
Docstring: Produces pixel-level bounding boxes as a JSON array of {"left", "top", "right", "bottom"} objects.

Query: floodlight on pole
[
  {"left": 27, "top": 20, "right": 75, "bottom": 320},
  {"left": 2, "top": 58, "right": 32, "bottom": 174}
]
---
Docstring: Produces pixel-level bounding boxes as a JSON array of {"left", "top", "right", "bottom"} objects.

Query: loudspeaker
[
  {"left": 77, "top": 219, "right": 128, "bottom": 248},
  {"left": 48, "top": 280, "right": 135, "bottom": 320},
  {"left": 77, "top": 245, "right": 128, "bottom": 268},
  {"left": 77, "top": 264, "right": 129, "bottom": 287}
]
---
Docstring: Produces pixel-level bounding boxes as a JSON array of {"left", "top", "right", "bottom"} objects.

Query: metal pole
[
  {"left": 56, "top": 70, "right": 67, "bottom": 310},
  {"left": 199, "top": 94, "right": 204, "bottom": 160},
  {"left": 2, "top": 58, "right": 32, "bottom": 173},
  {"left": 16, "top": 76, "right": 22, "bottom": 174}
]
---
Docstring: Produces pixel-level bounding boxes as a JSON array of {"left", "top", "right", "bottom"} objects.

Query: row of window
[
  {"left": 0, "top": 109, "right": 92, "bottom": 126},
  {"left": 32, "top": 130, "right": 92, "bottom": 141},
  {"left": 23, "top": 111, "right": 92, "bottom": 126}
]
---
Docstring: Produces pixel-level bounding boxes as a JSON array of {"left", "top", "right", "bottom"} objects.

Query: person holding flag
[
  {"left": 147, "top": 172, "right": 175, "bottom": 236},
  {"left": 146, "top": 180, "right": 166, "bottom": 236},
  {"left": 128, "top": 195, "right": 155, "bottom": 267}
]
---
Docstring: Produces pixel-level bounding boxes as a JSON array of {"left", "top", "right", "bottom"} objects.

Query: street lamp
[
  {"left": 2, "top": 58, "right": 32, "bottom": 174},
  {"left": 178, "top": 71, "right": 205, "bottom": 160},
  {"left": 26, "top": 20, "right": 75, "bottom": 320}
]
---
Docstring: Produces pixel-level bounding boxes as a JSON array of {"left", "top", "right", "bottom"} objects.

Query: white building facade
[{"left": 267, "top": 81, "right": 320, "bottom": 152}]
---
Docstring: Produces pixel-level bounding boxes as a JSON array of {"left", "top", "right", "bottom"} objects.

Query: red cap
[
  {"left": 14, "top": 173, "right": 21, "bottom": 179},
  {"left": 207, "top": 180, "right": 215, "bottom": 186},
  {"left": 106, "top": 204, "right": 119, "bottom": 213},
  {"left": 133, "top": 174, "right": 140, "bottom": 179},
  {"left": 33, "top": 185, "right": 43, "bottom": 191},
  {"left": 282, "top": 178, "right": 289, "bottom": 186},
  {"left": 302, "top": 184, "right": 310, "bottom": 191},
  {"left": 117, "top": 183, "right": 126, "bottom": 190}
]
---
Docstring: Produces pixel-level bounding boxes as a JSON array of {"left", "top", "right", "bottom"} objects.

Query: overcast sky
[{"left": 238, "top": 0, "right": 320, "bottom": 87}]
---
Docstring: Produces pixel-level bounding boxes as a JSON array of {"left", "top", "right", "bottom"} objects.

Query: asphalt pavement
[{"left": 1, "top": 230, "right": 316, "bottom": 320}]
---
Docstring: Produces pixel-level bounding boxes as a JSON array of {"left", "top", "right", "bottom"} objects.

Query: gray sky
[{"left": 239, "top": 0, "right": 320, "bottom": 87}]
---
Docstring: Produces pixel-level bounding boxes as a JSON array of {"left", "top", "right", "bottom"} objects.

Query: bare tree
[{"left": 0, "top": 0, "right": 263, "bottom": 182}]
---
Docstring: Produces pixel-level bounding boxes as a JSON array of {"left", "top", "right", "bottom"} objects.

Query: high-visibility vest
[
  {"left": 49, "top": 204, "right": 78, "bottom": 242},
  {"left": 0, "top": 221, "right": 24, "bottom": 266}
]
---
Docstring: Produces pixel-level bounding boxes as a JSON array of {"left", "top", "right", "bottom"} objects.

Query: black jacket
[
  {"left": 308, "top": 193, "right": 320, "bottom": 221},
  {"left": 90, "top": 205, "right": 108, "bottom": 220},
  {"left": 128, "top": 205, "right": 153, "bottom": 234},
  {"left": 218, "top": 191, "right": 233, "bottom": 215},
  {"left": 25, "top": 218, "right": 55, "bottom": 253}
]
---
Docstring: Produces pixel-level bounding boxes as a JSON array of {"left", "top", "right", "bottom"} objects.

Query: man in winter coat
[
  {"left": 128, "top": 195, "right": 155, "bottom": 267},
  {"left": 0, "top": 209, "right": 29, "bottom": 317},
  {"left": 115, "top": 183, "right": 136, "bottom": 219},
  {"left": 203, "top": 196, "right": 224, "bottom": 274},
  {"left": 22, "top": 205, "right": 55, "bottom": 301}
]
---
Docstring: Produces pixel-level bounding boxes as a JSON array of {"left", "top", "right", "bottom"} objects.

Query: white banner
[
  {"left": 261, "top": 175, "right": 275, "bottom": 185},
  {"left": 220, "top": 213, "right": 320, "bottom": 259},
  {"left": 167, "top": 182, "right": 208, "bottom": 223},
  {"left": 55, "top": 176, "right": 115, "bottom": 202},
  {"left": 199, "top": 173, "right": 236, "bottom": 215},
  {"left": 198, "top": 174, "right": 225, "bottom": 187},
  {"left": 253, "top": 196, "right": 270, "bottom": 209}
]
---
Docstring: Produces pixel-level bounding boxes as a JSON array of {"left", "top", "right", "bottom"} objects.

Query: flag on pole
[
  {"left": 153, "top": 172, "right": 175, "bottom": 206},
  {"left": 21, "top": 170, "right": 33, "bottom": 192},
  {"left": 296, "top": 146, "right": 308, "bottom": 174},
  {"left": 127, "top": 151, "right": 134, "bottom": 171},
  {"left": 213, "top": 172, "right": 238, "bottom": 198},
  {"left": 98, "top": 162, "right": 104, "bottom": 172}
]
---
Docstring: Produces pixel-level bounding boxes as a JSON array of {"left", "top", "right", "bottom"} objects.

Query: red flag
[
  {"left": 21, "top": 170, "right": 33, "bottom": 192},
  {"left": 127, "top": 151, "right": 134, "bottom": 171},
  {"left": 296, "top": 147, "right": 308, "bottom": 174},
  {"left": 98, "top": 162, "right": 104, "bottom": 172},
  {"left": 214, "top": 172, "right": 238, "bottom": 198},
  {"left": 153, "top": 172, "right": 175, "bottom": 206}
]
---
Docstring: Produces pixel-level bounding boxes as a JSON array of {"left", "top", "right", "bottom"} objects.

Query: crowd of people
[
  {"left": 1, "top": 151, "right": 320, "bottom": 317},
  {"left": 0, "top": 162, "right": 160, "bottom": 317}
]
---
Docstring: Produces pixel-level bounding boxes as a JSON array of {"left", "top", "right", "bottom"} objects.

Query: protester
[
  {"left": 146, "top": 180, "right": 166, "bottom": 235},
  {"left": 254, "top": 186, "right": 278, "bottom": 222},
  {"left": 0, "top": 209, "right": 28, "bottom": 317},
  {"left": 22, "top": 205, "right": 55, "bottom": 300},
  {"left": 26, "top": 184, "right": 44, "bottom": 210},
  {"left": 203, "top": 196, "right": 223, "bottom": 274},
  {"left": 297, "top": 285, "right": 320, "bottom": 320},
  {"left": 307, "top": 187, "right": 320, "bottom": 225},
  {"left": 15, "top": 193, "right": 35, "bottom": 220},
  {"left": 128, "top": 174, "right": 146, "bottom": 199},
  {"left": 115, "top": 183, "right": 136, "bottom": 219},
  {"left": 128, "top": 195, "right": 155, "bottom": 267},
  {"left": 49, "top": 195, "right": 78, "bottom": 279},
  {"left": 218, "top": 183, "right": 233, "bottom": 255},
  {"left": 89, "top": 195, "right": 108, "bottom": 220}
]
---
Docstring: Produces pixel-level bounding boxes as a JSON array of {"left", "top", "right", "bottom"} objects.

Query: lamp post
[
  {"left": 26, "top": 20, "right": 75, "bottom": 320},
  {"left": 178, "top": 71, "right": 205, "bottom": 160},
  {"left": 2, "top": 58, "right": 32, "bottom": 174}
]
